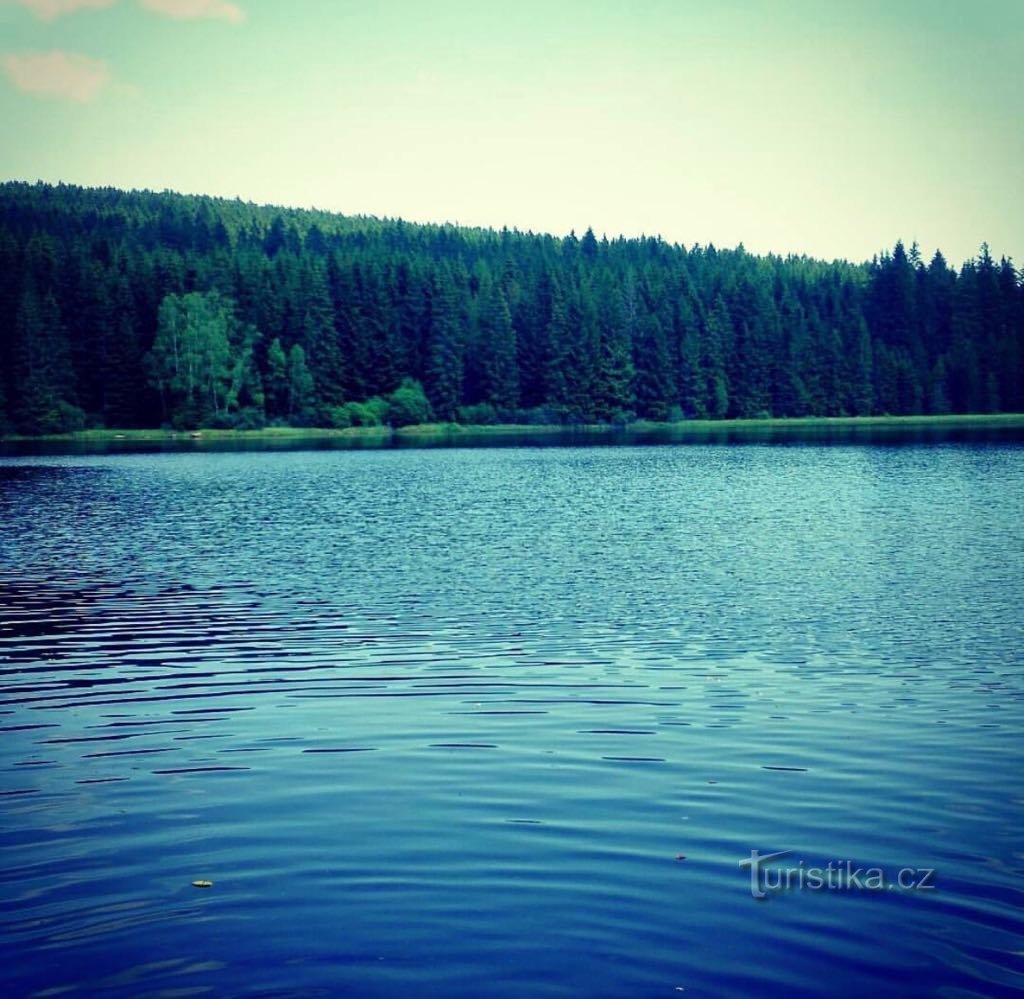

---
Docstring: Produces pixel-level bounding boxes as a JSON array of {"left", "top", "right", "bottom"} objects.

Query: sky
[{"left": 0, "top": 0, "right": 1021, "bottom": 265}]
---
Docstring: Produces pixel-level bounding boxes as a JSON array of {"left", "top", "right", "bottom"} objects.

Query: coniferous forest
[{"left": 0, "top": 180, "right": 1021, "bottom": 434}]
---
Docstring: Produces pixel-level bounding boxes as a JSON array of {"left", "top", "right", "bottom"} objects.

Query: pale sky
[{"left": 1, "top": 0, "right": 1021, "bottom": 265}]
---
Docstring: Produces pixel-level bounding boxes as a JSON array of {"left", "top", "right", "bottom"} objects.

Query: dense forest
[{"left": 0, "top": 180, "right": 1021, "bottom": 434}]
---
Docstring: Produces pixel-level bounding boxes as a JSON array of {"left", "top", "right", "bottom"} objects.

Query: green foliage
[
  {"left": 12, "top": 283, "right": 80, "bottom": 433},
  {"left": 387, "top": 378, "right": 432, "bottom": 427},
  {"left": 458, "top": 402, "right": 498, "bottom": 425},
  {"left": 230, "top": 406, "right": 268, "bottom": 431},
  {"left": 477, "top": 283, "right": 519, "bottom": 411},
  {"left": 286, "top": 343, "right": 316, "bottom": 424},
  {"left": 362, "top": 396, "right": 390, "bottom": 426},
  {"left": 324, "top": 405, "right": 353, "bottom": 429},
  {"left": 146, "top": 290, "right": 259, "bottom": 429},
  {"left": 329, "top": 397, "right": 390, "bottom": 428},
  {"left": 265, "top": 337, "right": 289, "bottom": 419},
  {"left": 0, "top": 181, "right": 1021, "bottom": 435},
  {"left": 425, "top": 269, "right": 464, "bottom": 422}
]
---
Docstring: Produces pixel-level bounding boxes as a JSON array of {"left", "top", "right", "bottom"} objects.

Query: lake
[{"left": 1, "top": 442, "right": 1023, "bottom": 997}]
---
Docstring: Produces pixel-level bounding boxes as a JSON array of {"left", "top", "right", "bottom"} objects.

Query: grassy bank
[
  {"left": 398, "top": 413, "right": 1024, "bottom": 435},
  {"left": 2, "top": 413, "right": 1023, "bottom": 451},
  {"left": 0, "top": 425, "right": 393, "bottom": 443}
]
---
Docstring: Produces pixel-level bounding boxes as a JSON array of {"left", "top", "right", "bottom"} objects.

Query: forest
[{"left": 0, "top": 180, "right": 1021, "bottom": 434}]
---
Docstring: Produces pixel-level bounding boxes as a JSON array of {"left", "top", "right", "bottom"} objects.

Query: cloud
[
  {"left": 1, "top": 50, "right": 112, "bottom": 102},
  {"left": 138, "top": 0, "right": 243, "bottom": 22},
  {"left": 4, "top": 0, "right": 247, "bottom": 23},
  {"left": 7, "top": 0, "right": 116, "bottom": 19}
]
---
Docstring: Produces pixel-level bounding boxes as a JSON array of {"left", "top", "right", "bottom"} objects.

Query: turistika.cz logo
[{"left": 739, "top": 850, "right": 937, "bottom": 899}]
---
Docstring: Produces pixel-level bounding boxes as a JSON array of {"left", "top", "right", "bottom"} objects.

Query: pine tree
[
  {"left": 287, "top": 343, "right": 315, "bottom": 422},
  {"left": 702, "top": 296, "right": 732, "bottom": 418},
  {"left": 13, "top": 283, "right": 81, "bottom": 434},
  {"left": 103, "top": 277, "right": 144, "bottom": 427},
  {"left": 265, "top": 337, "right": 289, "bottom": 419},
  {"left": 478, "top": 282, "right": 519, "bottom": 412},
  {"left": 0, "top": 181, "right": 1019, "bottom": 433},
  {"left": 425, "top": 269, "right": 464, "bottom": 421},
  {"left": 633, "top": 312, "right": 674, "bottom": 420},
  {"left": 591, "top": 272, "right": 635, "bottom": 419},
  {"left": 300, "top": 259, "right": 344, "bottom": 406}
]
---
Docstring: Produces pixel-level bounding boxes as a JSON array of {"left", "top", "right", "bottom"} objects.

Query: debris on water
[
  {"left": 674, "top": 854, "right": 687, "bottom": 861},
  {"left": 191, "top": 879, "right": 214, "bottom": 888}
]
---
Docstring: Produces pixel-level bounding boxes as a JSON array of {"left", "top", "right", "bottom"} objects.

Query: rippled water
[{"left": 1, "top": 444, "right": 1023, "bottom": 997}]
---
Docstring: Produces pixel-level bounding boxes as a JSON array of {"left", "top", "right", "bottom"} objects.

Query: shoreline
[{"left": 2, "top": 411, "right": 1024, "bottom": 446}]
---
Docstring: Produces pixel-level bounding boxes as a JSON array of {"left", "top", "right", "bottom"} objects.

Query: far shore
[{"left": 2, "top": 413, "right": 1024, "bottom": 451}]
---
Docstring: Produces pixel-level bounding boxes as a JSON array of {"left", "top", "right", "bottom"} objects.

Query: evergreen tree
[
  {"left": 425, "top": 269, "right": 464, "bottom": 421},
  {"left": 634, "top": 312, "right": 674, "bottom": 419},
  {"left": 591, "top": 271, "right": 635, "bottom": 419},
  {"left": 477, "top": 282, "right": 519, "bottom": 411},
  {"left": 13, "top": 283, "right": 82, "bottom": 433},
  {"left": 103, "top": 306, "right": 144, "bottom": 426},
  {"left": 265, "top": 337, "right": 289, "bottom": 419},
  {"left": 0, "top": 182, "right": 1019, "bottom": 433},
  {"left": 300, "top": 259, "right": 345, "bottom": 406},
  {"left": 702, "top": 296, "right": 732, "bottom": 418},
  {"left": 287, "top": 343, "right": 315, "bottom": 422}
]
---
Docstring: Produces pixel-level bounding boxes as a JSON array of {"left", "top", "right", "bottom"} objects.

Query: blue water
[{"left": 1, "top": 444, "right": 1023, "bottom": 997}]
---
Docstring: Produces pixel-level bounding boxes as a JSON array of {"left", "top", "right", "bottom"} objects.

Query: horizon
[{"left": 1, "top": 0, "right": 1022, "bottom": 267}]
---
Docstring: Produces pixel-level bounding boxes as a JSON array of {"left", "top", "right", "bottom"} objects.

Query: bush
[
  {"left": 457, "top": 402, "right": 497, "bottom": 426},
  {"left": 56, "top": 401, "right": 87, "bottom": 432},
  {"left": 232, "top": 406, "right": 267, "bottom": 430},
  {"left": 327, "top": 398, "right": 390, "bottom": 428},
  {"left": 205, "top": 411, "right": 234, "bottom": 430},
  {"left": 362, "top": 396, "right": 390, "bottom": 426},
  {"left": 17, "top": 398, "right": 87, "bottom": 434},
  {"left": 170, "top": 399, "right": 204, "bottom": 431},
  {"left": 513, "top": 406, "right": 564, "bottom": 426},
  {"left": 387, "top": 379, "right": 432, "bottom": 427},
  {"left": 324, "top": 405, "right": 352, "bottom": 429}
]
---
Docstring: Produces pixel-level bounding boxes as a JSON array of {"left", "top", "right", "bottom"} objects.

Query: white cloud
[
  {"left": 7, "top": 0, "right": 116, "bottom": 20},
  {"left": 4, "top": 0, "right": 247, "bottom": 24},
  {"left": 138, "top": 0, "right": 243, "bottom": 23},
  {"left": 1, "top": 50, "right": 112, "bottom": 102}
]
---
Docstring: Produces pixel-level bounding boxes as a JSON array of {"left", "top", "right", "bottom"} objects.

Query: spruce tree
[{"left": 425, "top": 269, "right": 464, "bottom": 421}]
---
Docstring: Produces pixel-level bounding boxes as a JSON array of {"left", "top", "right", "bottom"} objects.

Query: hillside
[{"left": 0, "top": 180, "right": 1020, "bottom": 434}]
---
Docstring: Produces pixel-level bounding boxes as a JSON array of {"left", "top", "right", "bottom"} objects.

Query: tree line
[{"left": 0, "top": 180, "right": 1020, "bottom": 433}]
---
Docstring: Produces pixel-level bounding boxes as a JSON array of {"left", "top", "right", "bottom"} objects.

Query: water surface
[{"left": 1, "top": 443, "right": 1022, "bottom": 997}]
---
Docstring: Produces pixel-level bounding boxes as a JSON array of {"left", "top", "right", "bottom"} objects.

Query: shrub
[
  {"left": 17, "top": 399, "right": 87, "bottom": 434},
  {"left": 324, "top": 405, "right": 352, "bottom": 429},
  {"left": 205, "top": 411, "right": 234, "bottom": 430},
  {"left": 457, "top": 402, "right": 497, "bottom": 426},
  {"left": 328, "top": 398, "right": 390, "bottom": 428},
  {"left": 387, "top": 379, "right": 432, "bottom": 427},
  {"left": 232, "top": 406, "right": 267, "bottom": 430},
  {"left": 515, "top": 406, "right": 564, "bottom": 426},
  {"left": 362, "top": 396, "right": 390, "bottom": 426},
  {"left": 58, "top": 401, "right": 87, "bottom": 432}
]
